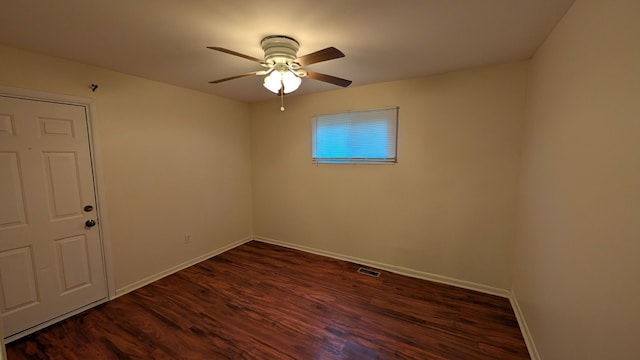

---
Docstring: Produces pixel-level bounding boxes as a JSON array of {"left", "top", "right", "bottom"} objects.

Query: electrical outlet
[{"left": 184, "top": 234, "right": 191, "bottom": 244}]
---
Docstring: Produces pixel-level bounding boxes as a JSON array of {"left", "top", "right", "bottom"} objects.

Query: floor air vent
[{"left": 357, "top": 267, "right": 381, "bottom": 277}]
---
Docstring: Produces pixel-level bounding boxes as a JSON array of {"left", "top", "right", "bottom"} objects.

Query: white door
[{"left": 0, "top": 95, "right": 107, "bottom": 338}]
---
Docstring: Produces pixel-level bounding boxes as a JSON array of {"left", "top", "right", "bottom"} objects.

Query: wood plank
[{"left": 6, "top": 241, "right": 529, "bottom": 359}]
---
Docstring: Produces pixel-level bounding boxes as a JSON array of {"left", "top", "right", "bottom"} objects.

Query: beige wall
[
  {"left": 0, "top": 45, "right": 254, "bottom": 292},
  {"left": 513, "top": 0, "right": 640, "bottom": 358},
  {"left": 250, "top": 62, "right": 527, "bottom": 290}
]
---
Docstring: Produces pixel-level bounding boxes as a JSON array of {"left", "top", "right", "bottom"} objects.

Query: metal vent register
[{"left": 357, "top": 267, "right": 381, "bottom": 277}]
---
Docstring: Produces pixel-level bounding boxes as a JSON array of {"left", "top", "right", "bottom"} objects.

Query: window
[{"left": 312, "top": 107, "right": 398, "bottom": 164}]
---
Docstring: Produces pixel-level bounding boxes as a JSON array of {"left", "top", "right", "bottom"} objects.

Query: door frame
[{"left": 0, "top": 85, "right": 116, "bottom": 346}]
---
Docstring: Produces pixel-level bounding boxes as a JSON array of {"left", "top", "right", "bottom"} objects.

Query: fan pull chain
[{"left": 280, "top": 82, "right": 285, "bottom": 111}]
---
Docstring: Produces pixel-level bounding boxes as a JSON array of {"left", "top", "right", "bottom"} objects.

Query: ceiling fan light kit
[
  {"left": 263, "top": 68, "right": 302, "bottom": 94},
  {"left": 207, "top": 35, "right": 352, "bottom": 110},
  {"left": 260, "top": 35, "right": 304, "bottom": 94}
]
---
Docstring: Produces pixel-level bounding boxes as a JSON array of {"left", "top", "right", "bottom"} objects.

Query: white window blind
[{"left": 312, "top": 107, "right": 398, "bottom": 164}]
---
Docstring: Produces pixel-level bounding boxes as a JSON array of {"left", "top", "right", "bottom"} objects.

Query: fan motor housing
[{"left": 261, "top": 35, "right": 299, "bottom": 65}]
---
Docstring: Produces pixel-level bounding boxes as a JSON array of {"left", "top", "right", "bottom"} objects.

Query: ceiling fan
[{"left": 207, "top": 35, "right": 352, "bottom": 96}]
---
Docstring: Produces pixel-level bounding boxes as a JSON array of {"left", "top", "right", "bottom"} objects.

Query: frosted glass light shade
[
  {"left": 263, "top": 70, "right": 301, "bottom": 94},
  {"left": 281, "top": 71, "right": 301, "bottom": 93},
  {"left": 263, "top": 71, "right": 283, "bottom": 93}
]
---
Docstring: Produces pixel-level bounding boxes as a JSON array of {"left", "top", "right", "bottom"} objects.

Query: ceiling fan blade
[
  {"left": 305, "top": 71, "right": 352, "bottom": 87},
  {"left": 295, "top": 47, "right": 345, "bottom": 66},
  {"left": 209, "top": 71, "right": 264, "bottom": 84},
  {"left": 206, "top": 46, "right": 263, "bottom": 63}
]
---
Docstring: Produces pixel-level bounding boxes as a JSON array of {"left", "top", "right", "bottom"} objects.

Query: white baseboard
[
  {"left": 110, "top": 236, "right": 539, "bottom": 359},
  {"left": 253, "top": 236, "right": 510, "bottom": 298},
  {"left": 4, "top": 235, "right": 538, "bottom": 360},
  {"left": 254, "top": 236, "right": 542, "bottom": 356},
  {"left": 114, "top": 236, "right": 253, "bottom": 298},
  {"left": 510, "top": 290, "right": 540, "bottom": 360}
]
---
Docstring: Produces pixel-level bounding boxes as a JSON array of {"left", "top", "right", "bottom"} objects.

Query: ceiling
[{"left": 0, "top": 0, "right": 574, "bottom": 103}]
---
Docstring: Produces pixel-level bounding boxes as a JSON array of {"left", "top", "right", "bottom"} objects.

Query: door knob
[{"left": 85, "top": 220, "right": 96, "bottom": 228}]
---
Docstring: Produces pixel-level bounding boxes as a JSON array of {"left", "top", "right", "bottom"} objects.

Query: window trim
[{"left": 311, "top": 107, "right": 399, "bottom": 165}]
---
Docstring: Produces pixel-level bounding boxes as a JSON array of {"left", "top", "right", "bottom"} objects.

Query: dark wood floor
[{"left": 6, "top": 241, "right": 529, "bottom": 359}]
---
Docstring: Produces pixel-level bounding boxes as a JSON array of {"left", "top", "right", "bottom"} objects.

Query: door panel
[
  {"left": 40, "top": 118, "right": 74, "bottom": 137},
  {"left": 0, "top": 95, "right": 107, "bottom": 338},
  {"left": 0, "top": 152, "right": 27, "bottom": 228},
  {"left": 0, "top": 247, "right": 38, "bottom": 313},
  {"left": 55, "top": 234, "right": 91, "bottom": 292},
  {"left": 43, "top": 152, "right": 83, "bottom": 219},
  {"left": 0, "top": 113, "right": 15, "bottom": 135}
]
